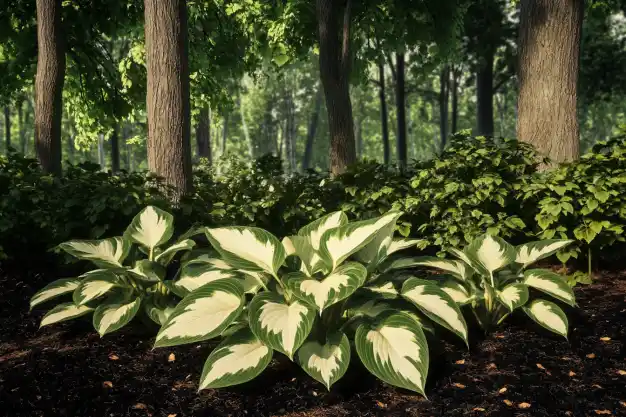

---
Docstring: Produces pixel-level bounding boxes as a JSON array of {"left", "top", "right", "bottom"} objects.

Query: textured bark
[
  {"left": 378, "top": 59, "right": 390, "bottom": 165},
  {"left": 4, "top": 106, "right": 10, "bottom": 149},
  {"left": 144, "top": 0, "right": 193, "bottom": 201},
  {"left": 451, "top": 68, "right": 459, "bottom": 135},
  {"left": 476, "top": 49, "right": 494, "bottom": 136},
  {"left": 110, "top": 124, "right": 120, "bottom": 172},
  {"left": 35, "top": 0, "right": 65, "bottom": 174},
  {"left": 439, "top": 65, "right": 450, "bottom": 152},
  {"left": 302, "top": 88, "right": 323, "bottom": 171},
  {"left": 317, "top": 0, "right": 356, "bottom": 175},
  {"left": 518, "top": 0, "right": 583, "bottom": 164},
  {"left": 395, "top": 51, "right": 407, "bottom": 171},
  {"left": 196, "top": 104, "right": 211, "bottom": 161}
]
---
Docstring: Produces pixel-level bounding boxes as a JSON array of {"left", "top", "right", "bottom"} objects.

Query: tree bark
[
  {"left": 196, "top": 104, "right": 211, "bottom": 162},
  {"left": 35, "top": 0, "right": 65, "bottom": 174},
  {"left": 110, "top": 124, "right": 120, "bottom": 172},
  {"left": 144, "top": 0, "right": 193, "bottom": 201},
  {"left": 395, "top": 50, "right": 407, "bottom": 171},
  {"left": 378, "top": 59, "right": 390, "bottom": 165},
  {"left": 303, "top": 87, "right": 323, "bottom": 171},
  {"left": 439, "top": 65, "right": 450, "bottom": 152},
  {"left": 316, "top": 0, "right": 356, "bottom": 175},
  {"left": 98, "top": 133, "right": 105, "bottom": 169},
  {"left": 4, "top": 106, "right": 10, "bottom": 150},
  {"left": 518, "top": 0, "right": 583, "bottom": 164},
  {"left": 476, "top": 49, "right": 495, "bottom": 137}
]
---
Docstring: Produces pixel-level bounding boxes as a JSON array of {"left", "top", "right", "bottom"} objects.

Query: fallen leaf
[
  {"left": 536, "top": 363, "right": 546, "bottom": 370},
  {"left": 495, "top": 335, "right": 505, "bottom": 339},
  {"left": 452, "top": 383, "right": 466, "bottom": 389},
  {"left": 503, "top": 399, "right": 513, "bottom": 407},
  {"left": 617, "top": 370, "right": 626, "bottom": 376},
  {"left": 102, "top": 381, "right": 113, "bottom": 388},
  {"left": 594, "top": 410, "right": 612, "bottom": 415},
  {"left": 561, "top": 356, "right": 572, "bottom": 361},
  {"left": 600, "top": 337, "right": 611, "bottom": 342},
  {"left": 108, "top": 353, "right": 119, "bottom": 361},
  {"left": 587, "top": 353, "right": 596, "bottom": 359},
  {"left": 518, "top": 402, "right": 531, "bottom": 409},
  {"left": 472, "top": 408, "right": 486, "bottom": 412},
  {"left": 455, "top": 359, "right": 465, "bottom": 365},
  {"left": 167, "top": 415, "right": 177, "bottom": 417},
  {"left": 569, "top": 370, "right": 576, "bottom": 377},
  {"left": 312, "top": 391, "right": 318, "bottom": 397},
  {"left": 620, "top": 401, "right": 626, "bottom": 408},
  {"left": 498, "top": 387, "right": 507, "bottom": 394},
  {"left": 487, "top": 363, "right": 497, "bottom": 370},
  {"left": 133, "top": 403, "right": 148, "bottom": 410},
  {"left": 592, "top": 384, "right": 603, "bottom": 389},
  {"left": 168, "top": 353, "right": 176, "bottom": 362},
  {"left": 375, "top": 401, "right": 387, "bottom": 408},
  {"left": 565, "top": 412, "right": 573, "bottom": 416}
]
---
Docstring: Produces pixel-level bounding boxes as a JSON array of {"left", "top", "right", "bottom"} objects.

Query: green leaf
[
  {"left": 125, "top": 206, "right": 174, "bottom": 250},
  {"left": 353, "top": 211, "right": 404, "bottom": 267},
  {"left": 354, "top": 312, "right": 429, "bottom": 395},
  {"left": 515, "top": 239, "right": 574, "bottom": 266},
  {"left": 173, "top": 264, "right": 242, "bottom": 297},
  {"left": 205, "top": 226, "right": 286, "bottom": 276},
  {"left": 155, "top": 239, "right": 196, "bottom": 265},
  {"left": 40, "top": 302, "right": 93, "bottom": 327},
  {"left": 199, "top": 328, "right": 273, "bottom": 390},
  {"left": 438, "top": 278, "right": 472, "bottom": 305},
  {"left": 143, "top": 296, "right": 177, "bottom": 325},
  {"left": 57, "top": 237, "right": 130, "bottom": 268},
  {"left": 383, "top": 256, "right": 470, "bottom": 281},
  {"left": 73, "top": 271, "right": 121, "bottom": 305},
  {"left": 30, "top": 278, "right": 80, "bottom": 310},
  {"left": 523, "top": 269, "right": 576, "bottom": 306},
  {"left": 297, "top": 211, "right": 348, "bottom": 250},
  {"left": 523, "top": 299, "right": 569, "bottom": 338},
  {"left": 154, "top": 279, "right": 245, "bottom": 348},
  {"left": 295, "top": 331, "right": 351, "bottom": 390},
  {"left": 248, "top": 292, "right": 316, "bottom": 359},
  {"left": 464, "top": 234, "right": 515, "bottom": 285},
  {"left": 93, "top": 296, "right": 142, "bottom": 336},
  {"left": 128, "top": 260, "right": 166, "bottom": 282},
  {"left": 286, "top": 262, "right": 367, "bottom": 313},
  {"left": 496, "top": 283, "right": 529, "bottom": 311},
  {"left": 401, "top": 278, "right": 468, "bottom": 344}
]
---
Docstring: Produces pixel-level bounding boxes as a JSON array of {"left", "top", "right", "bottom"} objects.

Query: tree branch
[{"left": 493, "top": 73, "right": 513, "bottom": 94}]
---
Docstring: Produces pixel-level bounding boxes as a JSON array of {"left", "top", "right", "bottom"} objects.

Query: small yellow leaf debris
[
  {"left": 452, "top": 383, "right": 466, "bottom": 389},
  {"left": 594, "top": 410, "right": 612, "bottom": 415},
  {"left": 487, "top": 363, "right": 497, "bottom": 370},
  {"left": 496, "top": 334, "right": 505, "bottom": 339},
  {"left": 455, "top": 359, "right": 465, "bottom": 365},
  {"left": 472, "top": 408, "right": 486, "bottom": 412},
  {"left": 592, "top": 384, "right": 603, "bottom": 389},
  {"left": 561, "top": 356, "right": 572, "bottom": 361},
  {"left": 617, "top": 370, "right": 626, "bottom": 376},
  {"left": 167, "top": 415, "right": 178, "bottom": 417},
  {"left": 569, "top": 370, "right": 576, "bottom": 377},
  {"left": 498, "top": 387, "right": 507, "bottom": 394},
  {"left": 503, "top": 399, "right": 513, "bottom": 407},
  {"left": 620, "top": 401, "right": 626, "bottom": 408},
  {"left": 537, "top": 363, "right": 546, "bottom": 370},
  {"left": 518, "top": 402, "right": 531, "bottom": 409},
  {"left": 133, "top": 403, "right": 148, "bottom": 410},
  {"left": 108, "top": 353, "right": 119, "bottom": 361},
  {"left": 600, "top": 337, "right": 611, "bottom": 342},
  {"left": 375, "top": 401, "right": 387, "bottom": 408},
  {"left": 103, "top": 381, "right": 113, "bottom": 388},
  {"left": 168, "top": 353, "right": 176, "bottom": 362},
  {"left": 587, "top": 353, "right": 596, "bottom": 359}
]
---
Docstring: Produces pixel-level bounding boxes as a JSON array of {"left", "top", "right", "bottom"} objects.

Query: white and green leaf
[
  {"left": 199, "top": 328, "right": 273, "bottom": 390},
  {"left": 295, "top": 331, "right": 351, "bottom": 390},
  {"left": 465, "top": 234, "right": 516, "bottom": 285},
  {"left": 93, "top": 296, "right": 142, "bottom": 336},
  {"left": 30, "top": 278, "right": 80, "bottom": 310},
  {"left": 438, "top": 278, "right": 472, "bottom": 305},
  {"left": 523, "top": 299, "right": 569, "bottom": 338},
  {"left": 124, "top": 205, "right": 174, "bottom": 251},
  {"left": 523, "top": 269, "right": 576, "bottom": 306},
  {"left": 143, "top": 296, "right": 177, "bottom": 325},
  {"left": 248, "top": 292, "right": 316, "bottom": 359},
  {"left": 73, "top": 271, "right": 121, "bottom": 305},
  {"left": 355, "top": 312, "right": 429, "bottom": 395},
  {"left": 40, "top": 302, "right": 93, "bottom": 327},
  {"left": 353, "top": 211, "right": 403, "bottom": 267},
  {"left": 128, "top": 260, "right": 166, "bottom": 282},
  {"left": 515, "top": 239, "right": 574, "bottom": 267},
  {"left": 381, "top": 256, "right": 470, "bottom": 281},
  {"left": 57, "top": 237, "right": 129, "bottom": 268},
  {"left": 297, "top": 211, "right": 348, "bottom": 250},
  {"left": 496, "top": 283, "right": 529, "bottom": 311},
  {"left": 173, "top": 264, "right": 241, "bottom": 297},
  {"left": 154, "top": 279, "right": 245, "bottom": 348},
  {"left": 155, "top": 239, "right": 196, "bottom": 265}
]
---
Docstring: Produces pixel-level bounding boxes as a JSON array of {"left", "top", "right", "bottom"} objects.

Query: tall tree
[
  {"left": 476, "top": 50, "right": 494, "bottom": 136},
  {"left": 395, "top": 51, "right": 407, "bottom": 171},
  {"left": 144, "top": 0, "right": 193, "bottom": 200},
  {"left": 4, "top": 106, "right": 10, "bottom": 149},
  {"left": 35, "top": 0, "right": 65, "bottom": 174},
  {"left": 316, "top": 0, "right": 357, "bottom": 175},
  {"left": 517, "top": 0, "right": 584, "bottom": 164},
  {"left": 196, "top": 104, "right": 211, "bottom": 161},
  {"left": 303, "top": 87, "right": 323, "bottom": 171},
  {"left": 110, "top": 125, "right": 120, "bottom": 172},
  {"left": 377, "top": 59, "right": 390, "bottom": 165},
  {"left": 439, "top": 65, "right": 450, "bottom": 151}
]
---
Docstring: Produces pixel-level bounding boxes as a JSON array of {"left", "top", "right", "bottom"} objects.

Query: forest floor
[{"left": 1, "top": 269, "right": 625, "bottom": 417}]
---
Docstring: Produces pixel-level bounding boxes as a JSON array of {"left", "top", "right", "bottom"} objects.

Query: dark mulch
[{"left": 1, "top": 269, "right": 625, "bottom": 417}]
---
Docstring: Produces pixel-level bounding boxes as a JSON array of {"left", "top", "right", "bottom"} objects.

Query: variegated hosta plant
[
  {"left": 151, "top": 210, "right": 469, "bottom": 396},
  {"left": 30, "top": 206, "right": 196, "bottom": 335},
  {"left": 387, "top": 234, "right": 577, "bottom": 337}
]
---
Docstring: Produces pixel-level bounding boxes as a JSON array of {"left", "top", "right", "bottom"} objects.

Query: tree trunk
[
  {"left": 110, "top": 124, "right": 120, "bottom": 172},
  {"left": 221, "top": 113, "right": 228, "bottom": 157},
  {"left": 35, "top": 0, "right": 65, "bottom": 174},
  {"left": 196, "top": 104, "right": 211, "bottom": 161},
  {"left": 395, "top": 50, "right": 407, "bottom": 171},
  {"left": 238, "top": 95, "right": 253, "bottom": 158},
  {"left": 476, "top": 49, "right": 495, "bottom": 137},
  {"left": 303, "top": 87, "right": 323, "bottom": 171},
  {"left": 284, "top": 91, "right": 296, "bottom": 173},
  {"left": 518, "top": 0, "right": 583, "bottom": 165},
  {"left": 98, "top": 133, "right": 105, "bottom": 169},
  {"left": 439, "top": 65, "right": 450, "bottom": 152},
  {"left": 316, "top": 0, "right": 356, "bottom": 175},
  {"left": 18, "top": 100, "right": 26, "bottom": 154},
  {"left": 451, "top": 68, "right": 459, "bottom": 135},
  {"left": 378, "top": 59, "right": 390, "bottom": 165},
  {"left": 4, "top": 106, "right": 10, "bottom": 150},
  {"left": 144, "top": 0, "right": 193, "bottom": 201}
]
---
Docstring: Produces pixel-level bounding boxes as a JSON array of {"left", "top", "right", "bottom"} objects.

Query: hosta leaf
[
  {"left": 30, "top": 278, "right": 80, "bottom": 310},
  {"left": 199, "top": 328, "right": 273, "bottom": 390},
  {"left": 241, "top": 271, "right": 269, "bottom": 294},
  {"left": 361, "top": 281, "right": 400, "bottom": 299},
  {"left": 524, "top": 269, "right": 576, "bottom": 306},
  {"left": 297, "top": 211, "right": 348, "bottom": 250},
  {"left": 346, "top": 298, "right": 395, "bottom": 318},
  {"left": 353, "top": 211, "right": 404, "bottom": 267},
  {"left": 205, "top": 227, "right": 285, "bottom": 276},
  {"left": 128, "top": 260, "right": 166, "bottom": 282},
  {"left": 155, "top": 239, "right": 196, "bottom": 265},
  {"left": 40, "top": 302, "right": 93, "bottom": 327},
  {"left": 515, "top": 239, "right": 573, "bottom": 266},
  {"left": 143, "top": 296, "right": 177, "bottom": 325},
  {"left": 282, "top": 236, "right": 297, "bottom": 257},
  {"left": 285, "top": 235, "right": 324, "bottom": 276},
  {"left": 57, "top": 237, "right": 129, "bottom": 268},
  {"left": 465, "top": 234, "right": 515, "bottom": 285},
  {"left": 183, "top": 255, "right": 232, "bottom": 269},
  {"left": 248, "top": 292, "right": 315, "bottom": 359},
  {"left": 386, "top": 256, "right": 470, "bottom": 280},
  {"left": 287, "top": 262, "right": 367, "bottom": 313},
  {"left": 523, "top": 299, "right": 569, "bottom": 338},
  {"left": 173, "top": 264, "right": 241, "bottom": 297},
  {"left": 93, "top": 296, "right": 142, "bottom": 336},
  {"left": 355, "top": 312, "right": 429, "bottom": 395},
  {"left": 320, "top": 211, "right": 405, "bottom": 271},
  {"left": 446, "top": 247, "right": 473, "bottom": 267},
  {"left": 496, "top": 283, "right": 529, "bottom": 311},
  {"left": 439, "top": 278, "right": 472, "bottom": 305},
  {"left": 296, "top": 331, "right": 351, "bottom": 390},
  {"left": 125, "top": 206, "right": 174, "bottom": 251},
  {"left": 154, "top": 279, "right": 245, "bottom": 348},
  {"left": 73, "top": 271, "right": 121, "bottom": 305},
  {"left": 401, "top": 278, "right": 468, "bottom": 344},
  {"left": 387, "top": 238, "right": 425, "bottom": 256}
]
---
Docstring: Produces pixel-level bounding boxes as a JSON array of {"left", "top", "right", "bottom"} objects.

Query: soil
[{"left": 1, "top": 268, "right": 625, "bottom": 417}]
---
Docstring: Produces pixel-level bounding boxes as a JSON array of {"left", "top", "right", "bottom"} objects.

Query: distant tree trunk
[
  {"left": 395, "top": 50, "right": 407, "bottom": 171},
  {"left": 303, "top": 87, "right": 323, "bottom": 171},
  {"left": 144, "top": 0, "right": 193, "bottom": 201},
  {"left": 476, "top": 50, "right": 495, "bottom": 136},
  {"left": 284, "top": 91, "right": 296, "bottom": 172},
  {"left": 378, "top": 59, "right": 390, "bottom": 165},
  {"left": 221, "top": 113, "right": 228, "bottom": 157},
  {"left": 439, "top": 65, "right": 450, "bottom": 152},
  {"left": 4, "top": 106, "right": 10, "bottom": 150},
  {"left": 518, "top": 0, "right": 583, "bottom": 165},
  {"left": 98, "top": 133, "right": 105, "bottom": 169},
  {"left": 238, "top": 95, "right": 253, "bottom": 158},
  {"left": 451, "top": 68, "right": 459, "bottom": 135},
  {"left": 18, "top": 100, "right": 26, "bottom": 154},
  {"left": 110, "top": 124, "right": 120, "bottom": 172},
  {"left": 196, "top": 104, "right": 211, "bottom": 162},
  {"left": 316, "top": 0, "right": 356, "bottom": 175},
  {"left": 355, "top": 101, "right": 364, "bottom": 159},
  {"left": 35, "top": 0, "right": 65, "bottom": 174}
]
